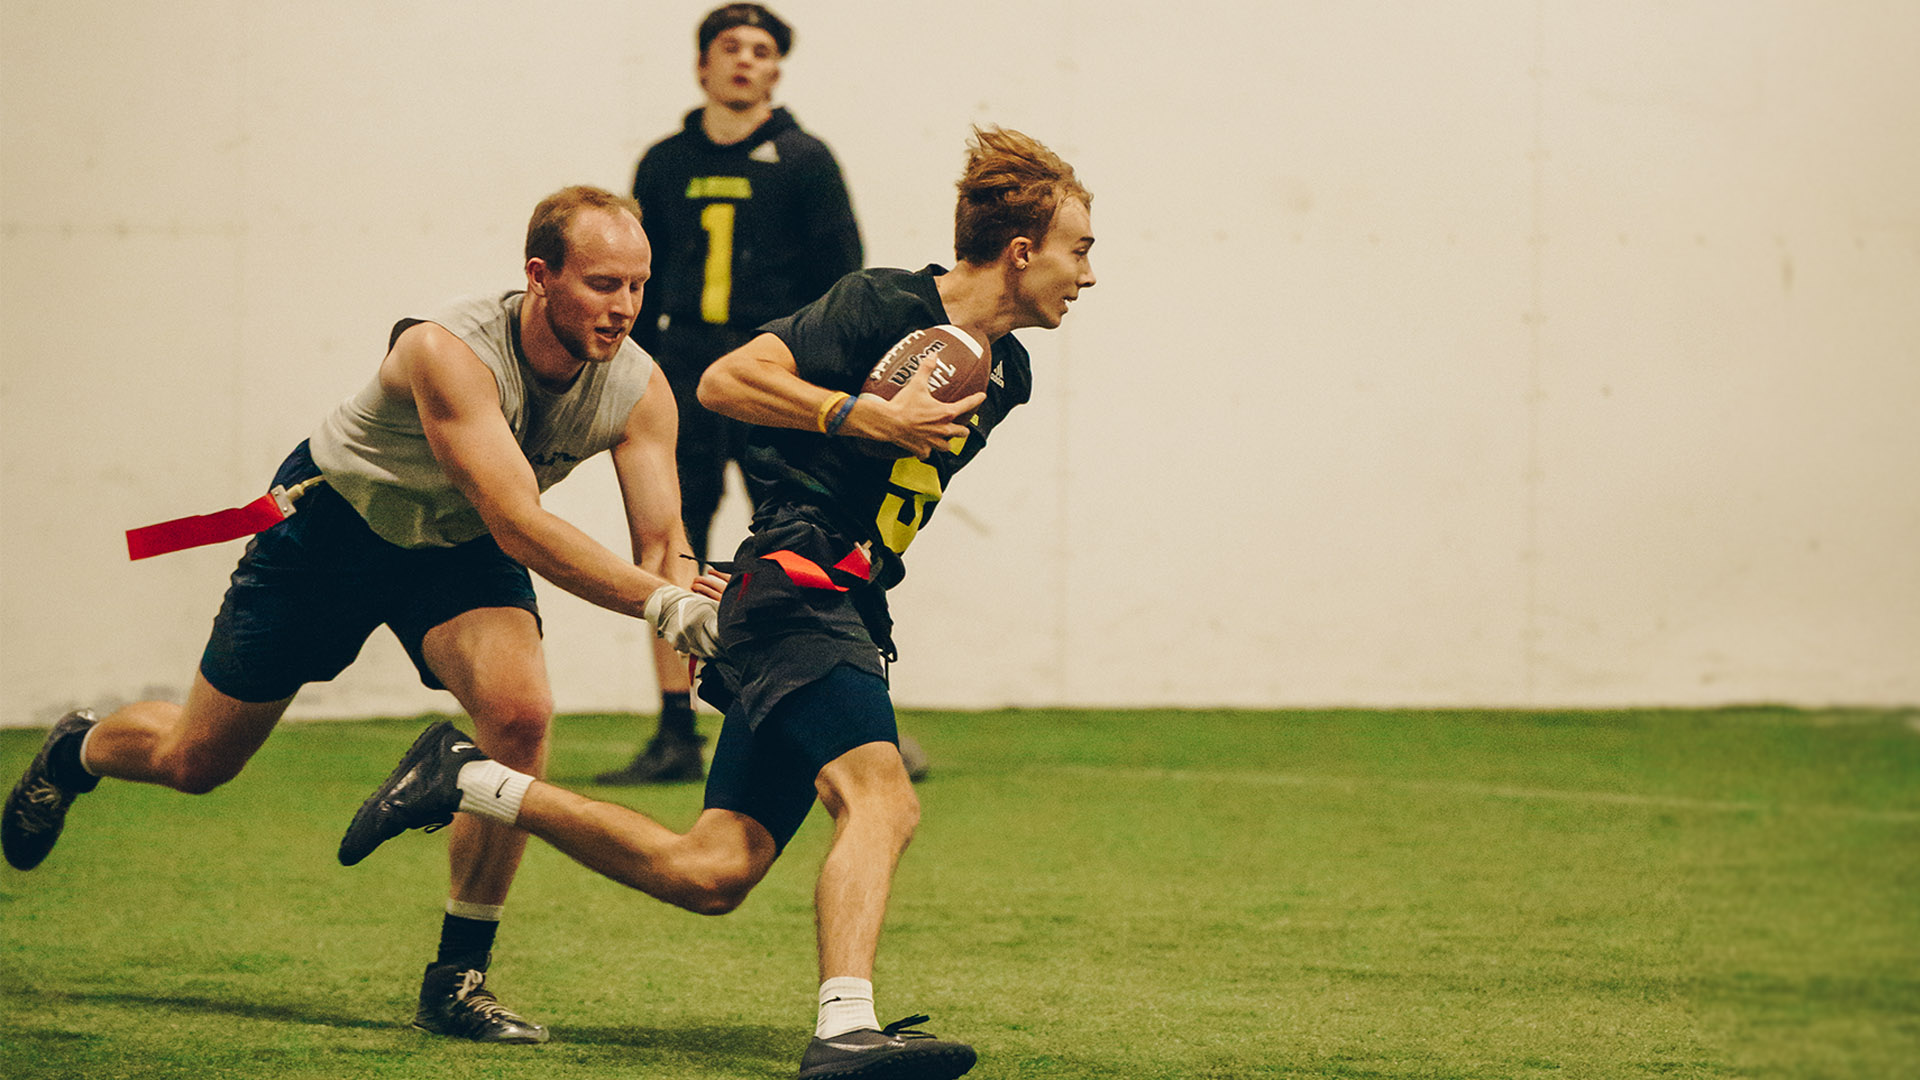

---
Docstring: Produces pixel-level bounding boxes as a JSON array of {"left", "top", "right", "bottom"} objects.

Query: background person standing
[{"left": 604, "top": 3, "right": 863, "bottom": 785}]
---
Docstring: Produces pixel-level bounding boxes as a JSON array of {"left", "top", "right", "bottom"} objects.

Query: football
[
  {"left": 852, "top": 324, "right": 989, "bottom": 457},
  {"left": 862, "top": 324, "right": 990, "bottom": 404}
]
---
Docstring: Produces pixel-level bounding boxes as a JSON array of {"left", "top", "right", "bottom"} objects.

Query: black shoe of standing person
[
  {"left": 3, "top": 710, "right": 100, "bottom": 871},
  {"left": 594, "top": 729, "right": 707, "bottom": 785},
  {"left": 414, "top": 959, "right": 548, "bottom": 1044},
  {"left": 338, "top": 720, "right": 485, "bottom": 866},
  {"left": 897, "top": 734, "right": 932, "bottom": 783},
  {"left": 797, "top": 1014, "right": 977, "bottom": 1079}
]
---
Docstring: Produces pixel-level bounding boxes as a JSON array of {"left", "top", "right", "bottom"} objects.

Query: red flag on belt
[{"left": 125, "top": 478, "right": 322, "bottom": 561}]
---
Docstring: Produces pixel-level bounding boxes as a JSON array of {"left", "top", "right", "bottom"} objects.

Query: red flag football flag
[{"left": 125, "top": 479, "right": 319, "bottom": 561}]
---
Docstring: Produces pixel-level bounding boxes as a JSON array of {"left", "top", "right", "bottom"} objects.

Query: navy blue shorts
[
  {"left": 198, "top": 441, "right": 541, "bottom": 703},
  {"left": 702, "top": 663, "right": 898, "bottom": 852}
]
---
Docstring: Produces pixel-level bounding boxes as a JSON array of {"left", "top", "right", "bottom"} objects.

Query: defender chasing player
[
  {"left": 340, "top": 127, "right": 1095, "bottom": 1080},
  {"left": 3, "top": 186, "right": 720, "bottom": 1044}
]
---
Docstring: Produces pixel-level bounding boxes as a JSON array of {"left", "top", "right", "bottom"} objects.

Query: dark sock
[
  {"left": 659, "top": 693, "right": 696, "bottom": 739},
  {"left": 47, "top": 729, "right": 100, "bottom": 794},
  {"left": 436, "top": 914, "right": 498, "bottom": 969}
]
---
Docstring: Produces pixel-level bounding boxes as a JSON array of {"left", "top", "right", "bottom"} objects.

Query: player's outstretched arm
[
  {"left": 609, "top": 366, "right": 723, "bottom": 656},
  {"left": 396, "top": 324, "right": 716, "bottom": 654},
  {"left": 699, "top": 333, "right": 984, "bottom": 459},
  {"left": 611, "top": 365, "right": 696, "bottom": 587}
]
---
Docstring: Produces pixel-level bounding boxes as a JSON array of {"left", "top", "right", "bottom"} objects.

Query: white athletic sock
[
  {"left": 455, "top": 760, "right": 532, "bottom": 826},
  {"left": 816, "top": 976, "right": 879, "bottom": 1039},
  {"left": 445, "top": 898, "right": 505, "bottom": 921},
  {"left": 77, "top": 723, "right": 103, "bottom": 777}
]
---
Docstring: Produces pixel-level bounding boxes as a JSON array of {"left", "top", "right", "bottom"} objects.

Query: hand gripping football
[
  {"left": 854, "top": 324, "right": 990, "bottom": 457},
  {"left": 862, "top": 324, "right": 990, "bottom": 404}
]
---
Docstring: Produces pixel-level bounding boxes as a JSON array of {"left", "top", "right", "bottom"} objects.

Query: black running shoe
[
  {"left": 338, "top": 720, "right": 485, "bottom": 866},
  {"left": 3, "top": 710, "right": 99, "bottom": 871},
  {"left": 414, "top": 960, "right": 548, "bottom": 1044},
  {"left": 593, "top": 730, "right": 706, "bottom": 785},
  {"left": 797, "top": 1015, "right": 976, "bottom": 1079}
]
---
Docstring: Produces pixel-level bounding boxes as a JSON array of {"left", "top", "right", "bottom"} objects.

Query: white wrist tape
[{"left": 644, "top": 584, "right": 722, "bottom": 658}]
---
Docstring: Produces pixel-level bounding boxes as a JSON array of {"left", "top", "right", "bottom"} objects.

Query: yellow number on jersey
[
  {"left": 876, "top": 456, "right": 942, "bottom": 554},
  {"left": 700, "top": 202, "right": 736, "bottom": 325},
  {"left": 874, "top": 420, "right": 976, "bottom": 553}
]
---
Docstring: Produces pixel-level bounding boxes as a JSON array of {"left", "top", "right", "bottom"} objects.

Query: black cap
[{"left": 698, "top": 4, "right": 793, "bottom": 57}]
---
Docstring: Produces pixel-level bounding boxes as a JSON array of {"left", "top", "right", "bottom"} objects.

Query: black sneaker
[
  {"left": 593, "top": 730, "right": 706, "bottom": 785},
  {"left": 414, "top": 960, "right": 548, "bottom": 1044},
  {"left": 3, "top": 710, "right": 99, "bottom": 871},
  {"left": 797, "top": 1015, "right": 976, "bottom": 1079},
  {"left": 338, "top": 720, "right": 485, "bottom": 866}
]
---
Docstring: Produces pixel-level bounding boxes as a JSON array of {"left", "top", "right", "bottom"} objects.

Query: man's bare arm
[
  {"left": 611, "top": 364, "right": 697, "bottom": 587},
  {"left": 697, "top": 332, "right": 984, "bottom": 459},
  {"left": 395, "top": 322, "right": 670, "bottom": 619}
]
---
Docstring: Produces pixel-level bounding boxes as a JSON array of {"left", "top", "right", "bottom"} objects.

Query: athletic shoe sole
[{"left": 798, "top": 1046, "right": 976, "bottom": 1079}]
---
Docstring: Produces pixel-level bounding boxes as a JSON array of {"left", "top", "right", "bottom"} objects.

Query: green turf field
[{"left": 1, "top": 707, "right": 1915, "bottom": 1079}]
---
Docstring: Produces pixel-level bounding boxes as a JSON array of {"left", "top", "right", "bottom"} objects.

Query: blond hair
[{"left": 525, "top": 186, "right": 642, "bottom": 272}]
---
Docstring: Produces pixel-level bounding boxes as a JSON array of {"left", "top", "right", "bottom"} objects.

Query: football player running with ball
[{"left": 340, "top": 126, "right": 1095, "bottom": 1080}]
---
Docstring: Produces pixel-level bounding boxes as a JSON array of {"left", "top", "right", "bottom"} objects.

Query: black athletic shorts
[
  {"left": 703, "top": 663, "right": 898, "bottom": 852},
  {"left": 697, "top": 509, "right": 893, "bottom": 732},
  {"left": 198, "top": 441, "right": 542, "bottom": 703}
]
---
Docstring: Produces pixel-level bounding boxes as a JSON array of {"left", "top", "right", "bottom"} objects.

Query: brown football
[
  {"left": 852, "top": 324, "right": 990, "bottom": 457},
  {"left": 861, "top": 324, "right": 990, "bottom": 403}
]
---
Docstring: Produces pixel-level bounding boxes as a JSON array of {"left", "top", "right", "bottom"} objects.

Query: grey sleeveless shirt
[{"left": 309, "top": 291, "right": 654, "bottom": 548}]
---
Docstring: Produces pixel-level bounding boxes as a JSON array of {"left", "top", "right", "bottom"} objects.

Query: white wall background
[{"left": 2, "top": 1, "right": 1915, "bottom": 726}]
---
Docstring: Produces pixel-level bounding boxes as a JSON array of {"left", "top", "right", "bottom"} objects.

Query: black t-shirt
[{"left": 747, "top": 265, "right": 1033, "bottom": 587}]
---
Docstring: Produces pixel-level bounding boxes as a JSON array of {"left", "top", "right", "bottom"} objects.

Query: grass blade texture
[{"left": 2, "top": 707, "right": 1915, "bottom": 1079}]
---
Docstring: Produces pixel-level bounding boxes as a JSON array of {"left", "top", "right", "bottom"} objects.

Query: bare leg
[
  {"left": 514, "top": 790, "right": 777, "bottom": 915},
  {"left": 82, "top": 671, "right": 292, "bottom": 794},
  {"left": 811, "top": 742, "right": 920, "bottom": 980},
  {"left": 652, "top": 636, "right": 693, "bottom": 697},
  {"left": 419, "top": 607, "right": 552, "bottom": 908},
  {"left": 797, "top": 740, "right": 974, "bottom": 1076}
]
